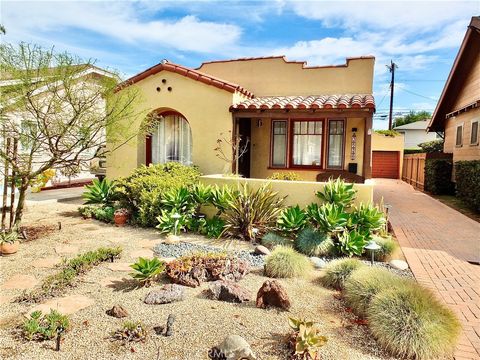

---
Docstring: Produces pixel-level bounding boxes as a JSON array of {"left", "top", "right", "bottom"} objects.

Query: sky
[{"left": 1, "top": 0, "right": 479, "bottom": 129}]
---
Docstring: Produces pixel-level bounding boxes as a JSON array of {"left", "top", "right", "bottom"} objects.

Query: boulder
[
  {"left": 310, "top": 257, "right": 327, "bottom": 269},
  {"left": 164, "top": 234, "right": 180, "bottom": 244},
  {"left": 208, "top": 280, "right": 251, "bottom": 303},
  {"left": 389, "top": 259, "right": 409, "bottom": 270},
  {"left": 144, "top": 284, "right": 185, "bottom": 305},
  {"left": 254, "top": 245, "right": 270, "bottom": 256},
  {"left": 209, "top": 335, "right": 256, "bottom": 360},
  {"left": 256, "top": 280, "right": 291, "bottom": 311},
  {"left": 106, "top": 305, "right": 129, "bottom": 318}
]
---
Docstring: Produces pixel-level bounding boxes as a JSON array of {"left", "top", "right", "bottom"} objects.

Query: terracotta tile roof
[
  {"left": 115, "top": 61, "right": 254, "bottom": 97},
  {"left": 230, "top": 94, "right": 375, "bottom": 111}
]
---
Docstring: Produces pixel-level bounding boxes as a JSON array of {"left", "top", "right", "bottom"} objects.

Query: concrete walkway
[
  {"left": 26, "top": 186, "right": 84, "bottom": 204},
  {"left": 374, "top": 179, "right": 480, "bottom": 360}
]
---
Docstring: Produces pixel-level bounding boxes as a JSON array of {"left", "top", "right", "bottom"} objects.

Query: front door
[{"left": 237, "top": 119, "right": 251, "bottom": 178}]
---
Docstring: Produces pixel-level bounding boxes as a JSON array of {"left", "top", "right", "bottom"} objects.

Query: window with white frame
[
  {"left": 470, "top": 120, "right": 479, "bottom": 145},
  {"left": 455, "top": 124, "right": 463, "bottom": 147}
]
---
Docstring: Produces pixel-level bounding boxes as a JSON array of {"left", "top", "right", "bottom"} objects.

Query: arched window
[{"left": 149, "top": 112, "right": 192, "bottom": 165}]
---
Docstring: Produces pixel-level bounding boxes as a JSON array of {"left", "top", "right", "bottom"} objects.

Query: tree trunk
[{"left": 13, "top": 178, "right": 29, "bottom": 229}]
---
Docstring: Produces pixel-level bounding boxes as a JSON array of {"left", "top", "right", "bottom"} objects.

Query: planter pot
[
  {"left": 114, "top": 213, "right": 128, "bottom": 227},
  {"left": 1, "top": 241, "right": 19, "bottom": 255}
]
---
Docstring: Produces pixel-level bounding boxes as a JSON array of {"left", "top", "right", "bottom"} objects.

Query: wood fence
[{"left": 403, "top": 152, "right": 453, "bottom": 191}]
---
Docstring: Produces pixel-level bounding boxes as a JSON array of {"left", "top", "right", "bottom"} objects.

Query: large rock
[
  {"left": 208, "top": 280, "right": 251, "bottom": 303},
  {"left": 256, "top": 280, "right": 291, "bottom": 311},
  {"left": 144, "top": 284, "right": 185, "bottom": 304},
  {"left": 389, "top": 259, "right": 409, "bottom": 270},
  {"left": 254, "top": 245, "right": 270, "bottom": 256},
  {"left": 106, "top": 305, "right": 128, "bottom": 318},
  {"left": 310, "top": 257, "right": 326, "bottom": 269},
  {"left": 210, "top": 335, "right": 257, "bottom": 360}
]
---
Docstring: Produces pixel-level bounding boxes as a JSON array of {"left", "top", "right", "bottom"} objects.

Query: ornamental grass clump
[
  {"left": 370, "top": 235, "right": 398, "bottom": 261},
  {"left": 344, "top": 267, "right": 401, "bottom": 317},
  {"left": 295, "top": 227, "right": 333, "bottom": 257},
  {"left": 261, "top": 232, "right": 293, "bottom": 249},
  {"left": 264, "top": 246, "right": 312, "bottom": 278},
  {"left": 322, "top": 258, "right": 364, "bottom": 290},
  {"left": 368, "top": 282, "right": 461, "bottom": 359}
]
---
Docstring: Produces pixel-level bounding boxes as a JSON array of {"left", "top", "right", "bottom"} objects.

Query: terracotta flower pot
[
  {"left": 1, "top": 240, "right": 19, "bottom": 255},
  {"left": 114, "top": 213, "right": 128, "bottom": 227}
]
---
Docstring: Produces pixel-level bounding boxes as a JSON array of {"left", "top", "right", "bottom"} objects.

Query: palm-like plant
[
  {"left": 130, "top": 257, "right": 166, "bottom": 287},
  {"left": 277, "top": 205, "right": 307, "bottom": 236},
  {"left": 350, "top": 203, "right": 386, "bottom": 233},
  {"left": 222, "top": 184, "right": 285, "bottom": 241},
  {"left": 82, "top": 178, "right": 114, "bottom": 205},
  {"left": 306, "top": 203, "right": 348, "bottom": 233},
  {"left": 316, "top": 177, "right": 357, "bottom": 208}
]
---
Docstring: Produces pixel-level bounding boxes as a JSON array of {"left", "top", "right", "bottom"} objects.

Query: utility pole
[{"left": 386, "top": 60, "right": 398, "bottom": 130}]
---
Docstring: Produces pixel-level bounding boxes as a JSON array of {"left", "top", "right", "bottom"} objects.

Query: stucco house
[
  {"left": 428, "top": 16, "right": 480, "bottom": 162},
  {"left": 107, "top": 56, "right": 376, "bottom": 182},
  {"left": 394, "top": 120, "right": 439, "bottom": 149}
]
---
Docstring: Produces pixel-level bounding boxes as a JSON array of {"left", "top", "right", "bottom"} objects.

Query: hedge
[
  {"left": 424, "top": 158, "right": 453, "bottom": 195},
  {"left": 455, "top": 160, "right": 480, "bottom": 212},
  {"left": 404, "top": 148, "right": 424, "bottom": 155}
]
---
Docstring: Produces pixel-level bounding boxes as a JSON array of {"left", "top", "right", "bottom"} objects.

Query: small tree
[
  {"left": 214, "top": 130, "right": 249, "bottom": 175},
  {"left": 0, "top": 43, "right": 144, "bottom": 228}
]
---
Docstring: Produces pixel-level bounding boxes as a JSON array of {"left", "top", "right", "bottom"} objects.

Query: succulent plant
[
  {"left": 277, "top": 205, "right": 307, "bottom": 236},
  {"left": 316, "top": 177, "right": 357, "bottom": 208},
  {"left": 130, "top": 257, "right": 166, "bottom": 287}
]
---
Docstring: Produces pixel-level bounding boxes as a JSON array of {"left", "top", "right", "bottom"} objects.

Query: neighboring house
[
  {"left": 108, "top": 56, "right": 376, "bottom": 182},
  {"left": 428, "top": 16, "right": 480, "bottom": 162},
  {"left": 394, "top": 120, "right": 439, "bottom": 149}
]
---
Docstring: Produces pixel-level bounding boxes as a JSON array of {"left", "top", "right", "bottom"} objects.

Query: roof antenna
[{"left": 161, "top": 59, "right": 169, "bottom": 64}]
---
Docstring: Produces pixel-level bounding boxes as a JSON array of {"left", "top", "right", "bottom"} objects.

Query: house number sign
[{"left": 351, "top": 132, "right": 357, "bottom": 160}]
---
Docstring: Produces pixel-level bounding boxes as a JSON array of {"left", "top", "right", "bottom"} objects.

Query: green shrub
[
  {"left": 156, "top": 209, "right": 188, "bottom": 235},
  {"left": 368, "top": 283, "right": 461, "bottom": 359},
  {"left": 371, "top": 235, "right": 398, "bottom": 261},
  {"left": 322, "top": 258, "right": 364, "bottom": 290},
  {"left": 336, "top": 229, "right": 367, "bottom": 257},
  {"left": 82, "top": 178, "right": 115, "bottom": 205},
  {"left": 92, "top": 206, "right": 115, "bottom": 223},
  {"left": 350, "top": 203, "right": 386, "bottom": 234},
  {"left": 209, "top": 184, "right": 237, "bottom": 215},
  {"left": 114, "top": 163, "right": 201, "bottom": 226},
  {"left": 277, "top": 205, "right": 307, "bottom": 236},
  {"left": 78, "top": 205, "right": 96, "bottom": 219},
  {"left": 201, "top": 216, "right": 226, "bottom": 238},
  {"left": 130, "top": 257, "right": 166, "bottom": 287},
  {"left": 23, "top": 310, "right": 70, "bottom": 341},
  {"left": 223, "top": 184, "right": 285, "bottom": 241},
  {"left": 316, "top": 177, "right": 356, "bottom": 208},
  {"left": 425, "top": 158, "right": 453, "bottom": 195},
  {"left": 160, "top": 186, "right": 195, "bottom": 214},
  {"left": 344, "top": 267, "right": 400, "bottom": 316},
  {"left": 265, "top": 246, "right": 312, "bottom": 278},
  {"left": 268, "top": 172, "right": 303, "bottom": 181},
  {"left": 418, "top": 139, "right": 444, "bottom": 153},
  {"left": 455, "top": 160, "right": 480, "bottom": 211},
  {"left": 306, "top": 203, "right": 348, "bottom": 233},
  {"left": 375, "top": 129, "right": 401, "bottom": 137},
  {"left": 404, "top": 148, "right": 424, "bottom": 155},
  {"left": 261, "top": 232, "right": 292, "bottom": 249},
  {"left": 295, "top": 227, "right": 333, "bottom": 257}
]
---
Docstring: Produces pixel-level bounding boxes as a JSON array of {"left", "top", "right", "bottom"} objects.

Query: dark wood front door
[{"left": 237, "top": 119, "right": 251, "bottom": 178}]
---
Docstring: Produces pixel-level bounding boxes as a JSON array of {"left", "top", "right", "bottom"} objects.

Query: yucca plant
[
  {"left": 222, "top": 184, "right": 285, "bottom": 241},
  {"left": 130, "top": 257, "right": 166, "bottom": 287},
  {"left": 277, "top": 205, "right": 307, "bottom": 236},
  {"left": 336, "top": 229, "right": 367, "bottom": 257},
  {"left": 306, "top": 203, "right": 348, "bottom": 233},
  {"left": 316, "top": 177, "right": 357, "bottom": 208},
  {"left": 350, "top": 203, "right": 386, "bottom": 234},
  {"left": 82, "top": 178, "right": 114, "bottom": 205}
]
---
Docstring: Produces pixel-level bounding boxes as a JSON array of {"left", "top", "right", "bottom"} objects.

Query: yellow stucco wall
[
  {"left": 107, "top": 71, "right": 243, "bottom": 178},
  {"left": 371, "top": 132, "right": 405, "bottom": 176},
  {"left": 248, "top": 117, "right": 366, "bottom": 180},
  {"left": 197, "top": 57, "right": 374, "bottom": 96},
  {"left": 200, "top": 175, "right": 374, "bottom": 208}
]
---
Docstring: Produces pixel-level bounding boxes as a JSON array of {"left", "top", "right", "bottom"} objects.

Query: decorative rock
[
  {"left": 254, "top": 245, "right": 270, "bottom": 256},
  {"left": 207, "top": 280, "right": 251, "bottom": 303},
  {"left": 310, "top": 257, "right": 326, "bottom": 269},
  {"left": 164, "top": 234, "right": 180, "bottom": 244},
  {"left": 106, "top": 305, "right": 129, "bottom": 318},
  {"left": 165, "top": 314, "right": 175, "bottom": 337},
  {"left": 389, "top": 259, "right": 409, "bottom": 271},
  {"left": 32, "top": 257, "right": 62, "bottom": 269},
  {"left": 1, "top": 275, "right": 39, "bottom": 290},
  {"left": 129, "top": 249, "right": 154, "bottom": 259},
  {"left": 144, "top": 284, "right": 185, "bottom": 304},
  {"left": 54, "top": 244, "right": 79, "bottom": 255},
  {"left": 106, "top": 262, "right": 132, "bottom": 272},
  {"left": 256, "top": 280, "right": 291, "bottom": 310},
  {"left": 29, "top": 295, "right": 94, "bottom": 316},
  {"left": 210, "top": 335, "right": 257, "bottom": 360}
]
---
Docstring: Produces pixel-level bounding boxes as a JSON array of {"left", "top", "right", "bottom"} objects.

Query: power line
[
  {"left": 396, "top": 79, "right": 446, "bottom": 82},
  {"left": 402, "top": 88, "right": 438, "bottom": 101}
]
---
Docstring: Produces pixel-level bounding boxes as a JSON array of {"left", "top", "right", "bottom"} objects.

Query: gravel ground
[{"left": 0, "top": 200, "right": 404, "bottom": 360}]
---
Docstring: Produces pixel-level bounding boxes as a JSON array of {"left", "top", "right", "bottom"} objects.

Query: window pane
[
  {"left": 301, "top": 121, "right": 307, "bottom": 134},
  {"left": 151, "top": 114, "right": 192, "bottom": 165},
  {"left": 272, "top": 121, "right": 287, "bottom": 167},
  {"left": 456, "top": 126, "right": 462, "bottom": 146},
  {"left": 294, "top": 121, "right": 301, "bottom": 134},
  {"left": 328, "top": 120, "right": 344, "bottom": 168},
  {"left": 471, "top": 122, "right": 478, "bottom": 144},
  {"left": 293, "top": 134, "right": 321, "bottom": 166},
  {"left": 308, "top": 122, "right": 315, "bottom": 134}
]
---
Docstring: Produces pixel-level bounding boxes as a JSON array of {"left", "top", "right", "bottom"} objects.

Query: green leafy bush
[
  {"left": 130, "top": 257, "right": 166, "bottom": 287},
  {"left": 350, "top": 203, "right": 386, "bottom": 234},
  {"left": 306, "top": 203, "right": 348, "bottom": 233},
  {"left": 114, "top": 163, "right": 201, "bottom": 226},
  {"left": 23, "top": 310, "right": 70, "bottom": 341},
  {"left": 295, "top": 227, "right": 333, "bottom": 257},
  {"left": 418, "top": 139, "right": 444, "bottom": 153},
  {"left": 261, "top": 232, "right": 293, "bottom": 249},
  {"left": 268, "top": 172, "right": 303, "bottom": 181},
  {"left": 92, "top": 206, "right": 115, "bottom": 223},
  {"left": 368, "top": 282, "right": 461, "bottom": 359},
  {"left": 404, "top": 148, "right": 424, "bottom": 155},
  {"left": 336, "top": 229, "right": 367, "bottom": 257},
  {"left": 223, "top": 184, "right": 285, "bottom": 241},
  {"left": 78, "top": 205, "right": 96, "bottom": 219},
  {"left": 425, "top": 158, "right": 454, "bottom": 195},
  {"left": 210, "top": 184, "right": 237, "bottom": 215},
  {"left": 277, "top": 205, "right": 307, "bottom": 236},
  {"left": 156, "top": 209, "right": 188, "bottom": 235},
  {"left": 370, "top": 235, "right": 398, "bottom": 261},
  {"left": 201, "top": 216, "right": 226, "bottom": 238},
  {"left": 375, "top": 129, "right": 400, "bottom": 137},
  {"left": 191, "top": 183, "right": 213, "bottom": 212},
  {"left": 455, "top": 160, "right": 480, "bottom": 211},
  {"left": 82, "top": 178, "right": 115, "bottom": 205},
  {"left": 344, "top": 267, "right": 400, "bottom": 316},
  {"left": 264, "top": 246, "right": 312, "bottom": 278},
  {"left": 322, "top": 258, "right": 364, "bottom": 290},
  {"left": 316, "top": 177, "right": 357, "bottom": 208},
  {"left": 160, "top": 186, "right": 195, "bottom": 214}
]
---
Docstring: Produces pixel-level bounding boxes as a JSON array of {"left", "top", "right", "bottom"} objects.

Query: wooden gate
[{"left": 403, "top": 153, "right": 426, "bottom": 190}]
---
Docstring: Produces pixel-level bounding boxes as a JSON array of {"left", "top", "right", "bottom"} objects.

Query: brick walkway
[{"left": 374, "top": 179, "right": 480, "bottom": 360}]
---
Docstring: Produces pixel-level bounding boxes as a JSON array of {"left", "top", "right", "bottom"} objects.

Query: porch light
[
  {"left": 365, "top": 240, "right": 381, "bottom": 266},
  {"left": 171, "top": 213, "right": 182, "bottom": 236}
]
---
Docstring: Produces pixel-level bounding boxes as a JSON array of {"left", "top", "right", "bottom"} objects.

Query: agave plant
[
  {"left": 82, "top": 178, "right": 114, "bottom": 205},
  {"left": 316, "top": 177, "right": 357, "bottom": 208},
  {"left": 306, "top": 203, "right": 348, "bottom": 233},
  {"left": 222, "top": 184, "right": 285, "bottom": 241},
  {"left": 350, "top": 203, "right": 386, "bottom": 234},
  {"left": 277, "top": 205, "right": 307, "bottom": 236},
  {"left": 130, "top": 257, "right": 166, "bottom": 287},
  {"left": 160, "top": 186, "right": 194, "bottom": 214},
  {"left": 191, "top": 183, "right": 213, "bottom": 211},
  {"left": 156, "top": 209, "right": 188, "bottom": 234},
  {"left": 210, "top": 185, "right": 237, "bottom": 215},
  {"left": 288, "top": 317, "right": 328, "bottom": 359},
  {"left": 336, "top": 229, "right": 367, "bottom": 257}
]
